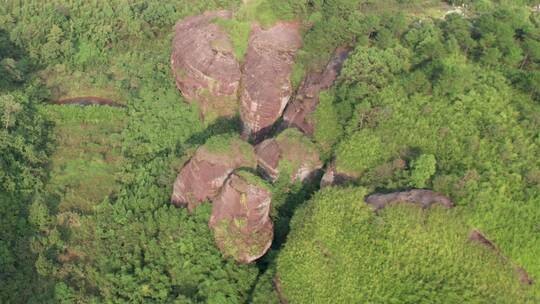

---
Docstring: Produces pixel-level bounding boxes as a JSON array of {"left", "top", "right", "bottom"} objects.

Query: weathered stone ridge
[
  {"left": 171, "top": 10, "right": 241, "bottom": 121},
  {"left": 365, "top": 189, "right": 455, "bottom": 210},
  {"left": 283, "top": 47, "right": 350, "bottom": 135},
  {"left": 240, "top": 22, "right": 302, "bottom": 141},
  {"left": 469, "top": 230, "right": 534, "bottom": 285},
  {"left": 209, "top": 172, "right": 273, "bottom": 263}
]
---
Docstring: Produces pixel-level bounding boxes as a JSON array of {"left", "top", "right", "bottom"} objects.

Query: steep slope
[{"left": 240, "top": 22, "right": 302, "bottom": 141}]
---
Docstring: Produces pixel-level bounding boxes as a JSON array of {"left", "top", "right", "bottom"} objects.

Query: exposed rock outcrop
[
  {"left": 209, "top": 172, "right": 273, "bottom": 263},
  {"left": 171, "top": 136, "right": 256, "bottom": 212},
  {"left": 283, "top": 47, "right": 350, "bottom": 135},
  {"left": 320, "top": 161, "right": 356, "bottom": 188},
  {"left": 365, "top": 189, "right": 454, "bottom": 210},
  {"left": 171, "top": 11, "right": 241, "bottom": 121},
  {"left": 240, "top": 22, "right": 302, "bottom": 141},
  {"left": 469, "top": 230, "right": 534, "bottom": 285},
  {"left": 255, "top": 128, "right": 322, "bottom": 183}
]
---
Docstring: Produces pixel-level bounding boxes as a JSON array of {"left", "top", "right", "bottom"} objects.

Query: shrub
[{"left": 277, "top": 187, "right": 537, "bottom": 303}]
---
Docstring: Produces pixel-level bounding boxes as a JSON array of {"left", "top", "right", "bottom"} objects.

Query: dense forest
[{"left": 1, "top": 0, "right": 539, "bottom": 303}]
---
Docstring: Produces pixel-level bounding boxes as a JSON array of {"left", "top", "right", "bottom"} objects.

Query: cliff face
[
  {"left": 171, "top": 11, "right": 241, "bottom": 121},
  {"left": 240, "top": 22, "right": 302, "bottom": 142},
  {"left": 283, "top": 47, "right": 350, "bottom": 135},
  {"left": 171, "top": 137, "right": 256, "bottom": 212},
  {"left": 209, "top": 172, "right": 273, "bottom": 263}
]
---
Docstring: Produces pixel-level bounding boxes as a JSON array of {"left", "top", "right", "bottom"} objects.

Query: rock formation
[
  {"left": 365, "top": 189, "right": 454, "bottom": 210},
  {"left": 469, "top": 230, "right": 534, "bottom": 285},
  {"left": 240, "top": 22, "right": 302, "bottom": 141},
  {"left": 171, "top": 136, "right": 256, "bottom": 212},
  {"left": 283, "top": 47, "right": 350, "bottom": 135},
  {"left": 255, "top": 128, "right": 322, "bottom": 183},
  {"left": 209, "top": 172, "right": 273, "bottom": 263},
  {"left": 320, "top": 161, "right": 356, "bottom": 188},
  {"left": 171, "top": 11, "right": 241, "bottom": 121}
]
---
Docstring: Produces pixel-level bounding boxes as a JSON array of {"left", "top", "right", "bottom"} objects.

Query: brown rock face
[
  {"left": 171, "top": 11, "right": 241, "bottom": 121},
  {"left": 209, "top": 172, "right": 273, "bottom": 263},
  {"left": 283, "top": 47, "right": 350, "bottom": 135},
  {"left": 255, "top": 128, "right": 322, "bottom": 183},
  {"left": 171, "top": 136, "right": 256, "bottom": 212},
  {"left": 240, "top": 22, "right": 302, "bottom": 141},
  {"left": 364, "top": 189, "right": 454, "bottom": 210}
]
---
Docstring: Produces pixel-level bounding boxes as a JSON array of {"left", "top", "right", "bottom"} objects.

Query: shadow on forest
[
  {"left": 182, "top": 115, "right": 243, "bottom": 148},
  {"left": 0, "top": 29, "right": 34, "bottom": 90},
  {"left": 247, "top": 171, "right": 323, "bottom": 302}
]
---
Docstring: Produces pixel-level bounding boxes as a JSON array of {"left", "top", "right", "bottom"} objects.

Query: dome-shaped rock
[
  {"left": 171, "top": 135, "right": 256, "bottom": 212},
  {"left": 240, "top": 22, "right": 302, "bottom": 142},
  {"left": 209, "top": 171, "right": 273, "bottom": 263},
  {"left": 171, "top": 11, "right": 241, "bottom": 121}
]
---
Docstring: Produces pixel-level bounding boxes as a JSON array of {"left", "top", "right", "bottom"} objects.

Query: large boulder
[
  {"left": 364, "top": 189, "right": 455, "bottom": 210},
  {"left": 255, "top": 128, "right": 322, "bottom": 183},
  {"left": 283, "top": 47, "right": 350, "bottom": 135},
  {"left": 171, "top": 135, "right": 256, "bottom": 212},
  {"left": 171, "top": 11, "right": 241, "bottom": 121},
  {"left": 209, "top": 171, "right": 273, "bottom": 263},
  {"left": 240, "top": 22, "right": 302, "bottom": 141}
]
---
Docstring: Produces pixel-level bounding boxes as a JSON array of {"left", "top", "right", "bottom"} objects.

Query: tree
[{"left": 410, "top": 154, "right": 436, "bottom": 188}]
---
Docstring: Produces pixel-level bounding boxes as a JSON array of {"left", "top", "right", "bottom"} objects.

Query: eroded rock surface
[
  {"left": 240, "top": 22, "right": 302, "bottom": 141},
  {"left": 171, "top": 136, "right": 256, "bottom": 212},
  {"left": 209, "top": 172, "right": 273, "bottom": 263},
  {"left": 255, "top": 128, "right": 322, "bottom": 183},
  {"left": 283, "top": 47, "right": 350, "bottom": 135},
  {"left": 365, "top": 189, "right": 454, "bottom": 210},
  {"left": 171, "top": 11, "right": 241, "bottom": 121}
]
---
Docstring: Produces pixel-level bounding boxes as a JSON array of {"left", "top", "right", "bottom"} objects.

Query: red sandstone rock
[
  {"left": 171, "top": 136, "right": 256, "bottom": 212},
  {"left": 240, "top": 22, "right": 302, "bottom": 141},
  {"left": 283, "top": 47, "right": 350, "bottom": 135},
  {"left": 171, "top": 11, "right": 241, "bottom": 121},
  {"left": 255, "top": 128, "right": 322, "bottom": 183},
  {"left": 365, "top": 189, "right": 455, "bottom": 210},
  {"left": 209, "top": 172, "right": 273, "bottom": 263}
]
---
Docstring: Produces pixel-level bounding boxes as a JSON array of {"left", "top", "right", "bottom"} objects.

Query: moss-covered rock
[
  {"left": 255, "top": 128, "right": 322, "bottom": 183},
  {"left": 171, "top": 134, "right": 256, "bottom": 211},
  {"left": 209, "top": 171, "right": 273, "bottom": 263}
]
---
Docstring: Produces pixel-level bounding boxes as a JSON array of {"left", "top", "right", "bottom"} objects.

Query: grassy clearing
[
  {"left": 42, "top": 105, "right": 125, "bottom": 213},
  {"left": 39, "top": 64, "right": 127, "bottom": 103}
]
